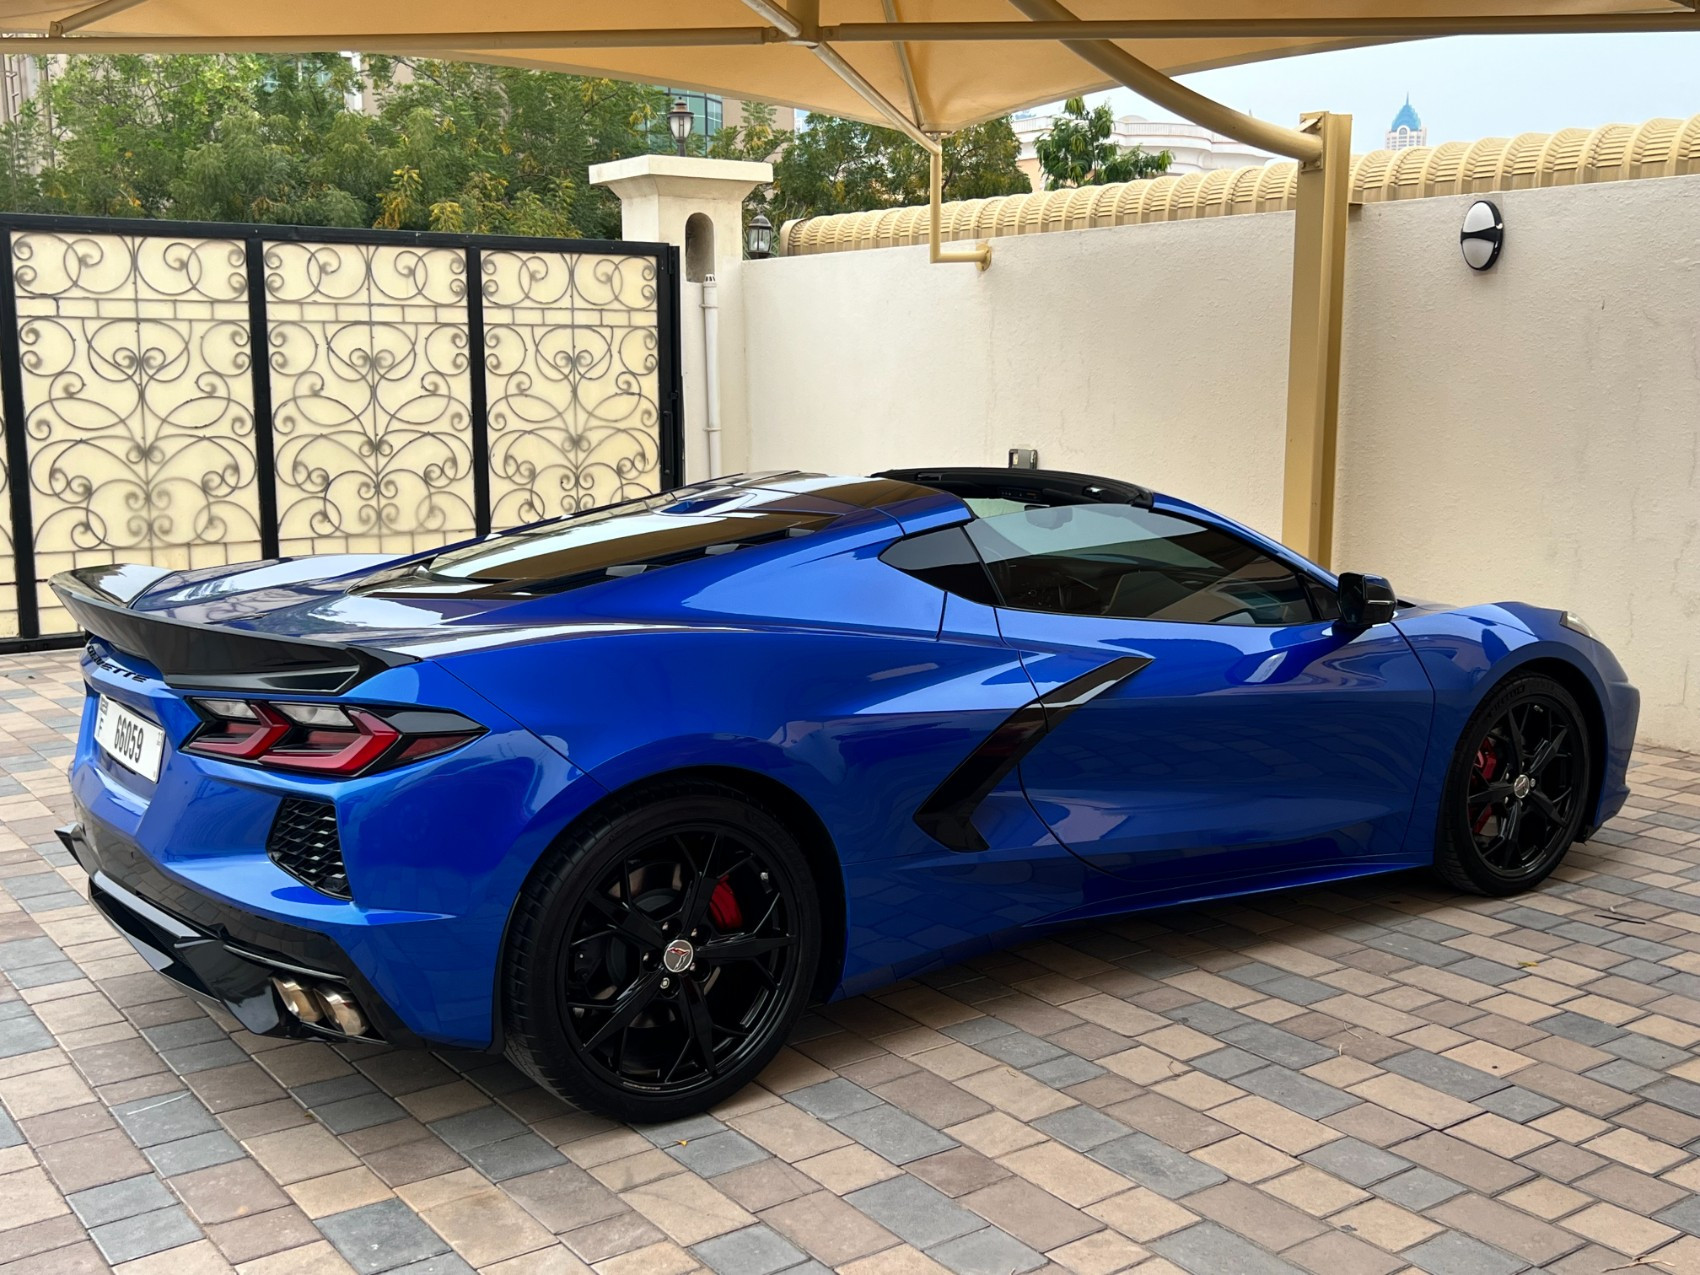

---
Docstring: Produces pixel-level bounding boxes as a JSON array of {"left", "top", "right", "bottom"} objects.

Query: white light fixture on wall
[{"left": 1460, "top": 200, "right": 1504, "bottom": 271}]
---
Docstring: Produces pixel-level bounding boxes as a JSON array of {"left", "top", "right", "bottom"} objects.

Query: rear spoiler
[{"left": 51, "top": 566, "right": 414, "bottom": 695}]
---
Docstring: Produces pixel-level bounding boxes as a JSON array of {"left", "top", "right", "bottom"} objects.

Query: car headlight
[{"left": 1560, "top": 612, "right": 1597, "bottom": 640}]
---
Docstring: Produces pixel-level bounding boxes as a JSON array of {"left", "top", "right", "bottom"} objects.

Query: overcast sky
[{"left": 1091, "top": 34, "right": 1700, "bottom": 154}]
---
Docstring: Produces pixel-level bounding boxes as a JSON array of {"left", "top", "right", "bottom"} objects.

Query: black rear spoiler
[{"left": 51, "top": 566, "right": 414, "bottom": 695}]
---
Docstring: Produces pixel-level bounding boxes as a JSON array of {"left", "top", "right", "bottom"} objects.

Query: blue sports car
[{"left": 54, "top": 468, "right": 1637, "bottom": 1120}]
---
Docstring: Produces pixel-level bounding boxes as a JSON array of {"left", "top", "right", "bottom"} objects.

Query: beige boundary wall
[{"left": 735, "top": 173, "right": 1700, "bottom": 753}]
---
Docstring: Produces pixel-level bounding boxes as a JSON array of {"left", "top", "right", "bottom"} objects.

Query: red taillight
[
  {"left": 187, "top": 701, "right": 292, "bottom": 760},
  {"left": 185, "top": 700, "right": 481, "bottom": 777}
]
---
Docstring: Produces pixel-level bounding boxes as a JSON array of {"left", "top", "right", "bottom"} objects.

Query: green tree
[
  {"left": 737, "top": 112, "right": 1030, "bottom": 227},
  {"left": 0, "top": 57, "right": 1030, "bottom": 237},
  {"left": 1034, "top": 97, "right": 1171, "bottom": 190},
  {"left": 0, "top": 54, "right": 665, "bottom": 236}
]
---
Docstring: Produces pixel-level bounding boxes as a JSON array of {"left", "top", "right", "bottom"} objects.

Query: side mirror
[{"left": 1337, "top": 572, "right": 1397, "bottom": 628}]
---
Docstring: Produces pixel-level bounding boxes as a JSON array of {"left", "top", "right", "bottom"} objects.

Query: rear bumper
[{"left": 60, "top": 816, "right": 421, "bottom": 1047}]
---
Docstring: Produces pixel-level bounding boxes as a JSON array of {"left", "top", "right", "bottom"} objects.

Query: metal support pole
[
  {"left": 930, "top": 149, "right": 990, "bottom": 270},
  {"left": 1281, "top": 111, "right": 1351, "bottom": 566}
]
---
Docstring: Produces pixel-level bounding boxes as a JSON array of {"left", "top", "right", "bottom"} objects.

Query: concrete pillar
[{"left": 589, "top": 155, "right": 772, "bottom": 482}]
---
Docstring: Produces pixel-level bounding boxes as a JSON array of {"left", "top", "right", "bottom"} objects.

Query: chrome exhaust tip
[
  {"left": 313, "top": 986, "right": 370, "bottom": 1039},
  {"left": 273, "top": 976, "right": 323, "bottom": 1023}
]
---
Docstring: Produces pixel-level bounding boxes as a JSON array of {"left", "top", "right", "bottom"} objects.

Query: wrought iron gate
[{"left": 0, "top": 215, "right": 683, "bottom": 645}]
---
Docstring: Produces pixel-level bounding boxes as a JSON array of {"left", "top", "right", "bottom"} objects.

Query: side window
[
  {"left": 963, "top": 504, "right": 1318, "bottom": 626},
  {"left": 879, "top": 526, "right": 1000, "bottom": 606}
]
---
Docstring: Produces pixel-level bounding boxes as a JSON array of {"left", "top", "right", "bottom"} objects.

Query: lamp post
[
  {"left": 747, "top": 213, "right": 774, "bottom": 259},
  {"left": 667, "top": 99, "right": 693, "bottom": 156}
]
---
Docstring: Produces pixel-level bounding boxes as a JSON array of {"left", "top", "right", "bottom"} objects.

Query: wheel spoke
[
  {"left": 1498, "top": 801, "right": 1524, "bottom": 850},
  {"left": 1468, "top": 782, "right": 1515, "bottom": 808},
  {"left": 581, "top": 970, "right": 664, "bottom": 1052},
  {"left": 585, "top": 891, "right": 666, "bottom": 949},
  {"left": 1528, "top": 726, "right": 1568, "bottom": 777},
  {"left": 1504, "top": 708, "right": 1528, "bottom": 768},
  {"left": 699, "top": 932, "right": 794, "bottom": 964},
  {"left": 680, "top": 981, "right": 719, "bottom": 1077},
  {"left": 1528, "top": 789, "right": 1561, "bottom": 822}
]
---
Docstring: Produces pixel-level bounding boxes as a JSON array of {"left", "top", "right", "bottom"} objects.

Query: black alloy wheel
[
  {"left": 504, "top": 781, "right": 820, "bottom": 1121},
  {"left": 1435, "top": 673, "right": 1591, "bottom": 896}
]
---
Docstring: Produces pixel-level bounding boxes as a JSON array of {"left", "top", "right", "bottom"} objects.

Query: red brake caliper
[
  {"left": 708, "top": 877, "right": 743, "bottom": 930},
  {"left": 1472, "top": 739, "right": 1500, "bottom": 834}
]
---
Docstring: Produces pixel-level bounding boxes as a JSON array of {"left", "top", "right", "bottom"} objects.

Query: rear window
[{"left": 365, "top": 489, "right": 831, "bottom": 594}]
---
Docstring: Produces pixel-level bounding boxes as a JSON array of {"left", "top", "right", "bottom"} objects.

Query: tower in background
[{"left": 1386, "top": 96, "right": 1427, "bottom": 150}]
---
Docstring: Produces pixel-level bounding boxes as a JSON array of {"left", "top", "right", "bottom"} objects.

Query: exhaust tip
[
  {"left": 273, "top": 977, "right": 323, "bottom": 1023},
  {"left": 313, "top": 986, "right": 370, "bottom": 1039}
]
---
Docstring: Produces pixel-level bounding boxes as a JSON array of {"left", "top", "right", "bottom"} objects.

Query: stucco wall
[{"left": 737, "top": 174, "right": 1700, "bottom": 751}]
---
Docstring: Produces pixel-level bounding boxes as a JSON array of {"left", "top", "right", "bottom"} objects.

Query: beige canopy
[{"left": 0, "top": 1, "right": 1692, "bottom": 144}]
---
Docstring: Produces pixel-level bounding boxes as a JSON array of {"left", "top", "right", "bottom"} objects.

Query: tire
[
  {"left": 503, "top": 780, "right": 821, "bottom": 1122},
  {"left": 1434, "top": 673, "right": 1591, "bottom": 897}
]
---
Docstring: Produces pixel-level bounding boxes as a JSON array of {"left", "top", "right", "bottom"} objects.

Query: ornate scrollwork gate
[{"left": 0, "top": 216, "right": 682, "bottom": 642}]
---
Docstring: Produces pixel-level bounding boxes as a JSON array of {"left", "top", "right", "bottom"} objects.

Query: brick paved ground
[{"left": 3, "top": 649, "right": 1700, "bottom": 1275}]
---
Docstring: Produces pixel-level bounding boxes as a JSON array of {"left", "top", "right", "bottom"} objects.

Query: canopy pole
[
  {"left": 740, "top": 0, "right": 985, "bottom": 269},
  {"left": 47, "top": 0, "right": 150, "bottom": 37},
  {"left": 1004, "top": 0, "right": 1321, "bottom": 163},
  {"left": 1282, "top": 111, "right": 1351, "bottom": 566},
  {"left": 929, "top": 149, "right": 991, "bottom": 270}
]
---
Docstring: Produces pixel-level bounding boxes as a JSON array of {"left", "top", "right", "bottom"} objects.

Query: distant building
[
  {"left": 1011, "top": 109, "right": 1272, "bottom": 191},
  {"left": 1386, "top": 97, "right": 1427, "bottom": 151}
]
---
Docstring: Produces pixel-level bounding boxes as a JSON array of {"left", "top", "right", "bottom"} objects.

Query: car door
[{"left": 965, "top": 501, "right": 1435, "bottom": 898}]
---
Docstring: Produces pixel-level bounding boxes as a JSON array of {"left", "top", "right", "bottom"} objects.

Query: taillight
[{"left": 185, "top": 699, "right": 481, "bottom": 777}]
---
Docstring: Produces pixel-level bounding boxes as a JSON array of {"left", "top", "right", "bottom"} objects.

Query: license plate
[{"left": 94, "top": 696, "right": 166, "bottom": 782}]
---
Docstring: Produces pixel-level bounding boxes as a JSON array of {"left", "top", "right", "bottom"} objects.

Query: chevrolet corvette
[{"left": 54, "top": 468, "right": 1637, "bottom": 1119}]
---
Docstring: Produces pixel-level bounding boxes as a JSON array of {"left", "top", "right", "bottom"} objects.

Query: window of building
[
  {"left": 661, "top": 90, "right": 724, "bottom": 145},
  {"left": 962, "top": 503, "right": 1316, "bottom": 626}
]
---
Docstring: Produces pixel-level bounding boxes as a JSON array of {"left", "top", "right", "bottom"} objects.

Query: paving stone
[
  {"left": 1149, "top": 1221, "right": 1307, "bottom": 1275},
  {"left": 319, "top": 1199, "right": 453, "bottom": 1274},
  {"left": 1402, "top": 1231, "right": 1528, "bottom": 1275},
  {"left": 1654, "top": 1195, "right": 1700, "bottom": 1236},
  {"left": 1193, "top": 1046, "right": 1266, "bottom": 1079},
  {"left": 1088, "top": 1133, "right": 1227, "bottom": 1199},
  {"left": 1300, "top": 1138, "right": 1410, "bottom": 1186},
  {"left": 111, "top": 1091, "right": 218, "bottom": 1146},
  {"left": 692, "top": 1223, "right": 807, "bottom": 1275},
  {"left": 1235, "top": 1065, "right": 1358, "bottom": 1118},
  {"left": 1024, "top": 1055, "right": 1104, "bottom": 1088},
  {"left": 831, "top": 1104, "right": 958, "bottom": 1164},
  {"left": 846, "top": 1175, "right": 984, "bottom": 1248},
  {"left": 666, "top": 1129, "right": 770, "bottom": 1177},
  {"left": 66, "top": 1173, "right": 174, "bottom": 1227},
  {"left": 1372, "top": 1167, "right": 1466, "bottom": 1210},
  {"left": 427, "top": 1105, "right": 527, "bottom": 1151},
  {"left": 314, "top": 1092, "right": 408, "bottom": 1134},
  {"left": 978, "top": 1031, "right": 1067, "bottom": 1069},
  {"left": 458, "top": 1131, "right": 568, "bottom": 1180},
  {"left": 927, "top": 1225, "right": 1046, "bottom": 1274},
  {"left": 0, "top": 1012, "right": 53, "bottom": 1059},
  {"left": 1540, "top": 1013, "right": 1625, "bottom": 1048},
  {"left": 1032, "top": 1106, "right": 1129, "bottom": 1151},
  {"left": 1219, "top": 1024, "right": 1335, "bottom": 1069},
  {"left": 88, "top": 1204, "right": 203, "bottom": 1264},
  {"left": 146, "top": 1130, "right": 244, "bottom": 1177},
  {"left": 789, "top": 1079, "right": 883, "bottom": 1120},
  {"left": 1474, "top": 1086, "right": 1561, "bottom": 1122},
  {"left": 1381, "top": 1050, "right": 1509, "bottom": 1102}
]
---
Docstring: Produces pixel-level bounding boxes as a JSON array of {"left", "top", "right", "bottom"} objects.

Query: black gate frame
[{"left": 0, "top": 214, "right": 684, "bottom": 651}]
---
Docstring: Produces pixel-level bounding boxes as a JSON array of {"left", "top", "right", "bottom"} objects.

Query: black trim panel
[
  {"left": 875, "top": 466, "right": 1155, "bottom": 510},
  {"left": 59, "top": 816, "right": 423, "bottom": 1048},
  {"left": 915, "top": 655, "right": 1152, "bottom": 852}
]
